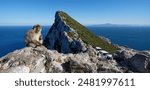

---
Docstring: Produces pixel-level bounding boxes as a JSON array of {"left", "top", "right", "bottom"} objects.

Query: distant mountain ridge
[{"left": 89, "top": 23, "right": 150, "bottom": 27}]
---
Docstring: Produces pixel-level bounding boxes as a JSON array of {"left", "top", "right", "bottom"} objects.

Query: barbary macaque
[{"left": 25, "top": 24, "right": 43, "bottom": 47}]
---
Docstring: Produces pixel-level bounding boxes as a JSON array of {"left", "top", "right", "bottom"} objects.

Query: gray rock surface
[
  {"left": 115, "top": 46, "right": 150, "bottom": 73},
  {"left": 44, "top": 11, "right": 87, "bottom": 54},
  {"left": 0, "top": 46, "right": 122, "bottom": 73},
  {"left": 130, "top": 53, "right": 150, "bottom": 72}
]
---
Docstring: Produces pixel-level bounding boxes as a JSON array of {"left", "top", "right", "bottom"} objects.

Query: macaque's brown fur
[{"left": 25, "top": 24, "right": 43, "bottom": 47}]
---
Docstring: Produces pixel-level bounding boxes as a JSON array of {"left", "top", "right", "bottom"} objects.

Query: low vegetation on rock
[{"left": 58, "top": 11, "right": 117, "bottom": 53}]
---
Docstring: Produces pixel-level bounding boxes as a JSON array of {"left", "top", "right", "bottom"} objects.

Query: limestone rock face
[
  {"left": 0, "top": 46, "right": 122, "bottom": 73},
  {"left": 115, "top": 46, "right": 150, "bottom": 73},
  {"left": 44, "top": 11, "right": 86, "bottom": 54},
  {"left": 0, "top": 47, "right": 48, "bottom": 73},
  {"left": 130, "top": 53, "right": 150, "bottom": 72}
]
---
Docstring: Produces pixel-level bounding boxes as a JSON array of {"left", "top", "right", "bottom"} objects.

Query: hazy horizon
[
  {"left": 0, "top": 23, "right": 150, "bottom": 27},
  {"left": 0, "top": 0, "right": 150, "bottom": 25}
]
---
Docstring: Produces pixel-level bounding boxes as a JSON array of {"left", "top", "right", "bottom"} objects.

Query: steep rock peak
[
  {"left": 44, "top": 11, "right": 117, "bottom": 54},
  {"left": 55, "top": 11, "right": 64, "bottom": 23},
  {"left": 44, "top": 11, "right": 86, "bottom": 54}
]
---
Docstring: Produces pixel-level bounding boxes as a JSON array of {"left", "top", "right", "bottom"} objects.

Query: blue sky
[{"left": 0, "top": 0, "right": 150, "bottom": 25}]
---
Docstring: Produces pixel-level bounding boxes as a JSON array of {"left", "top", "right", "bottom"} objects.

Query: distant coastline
[{"left": 88, "top": 23, "right": 150, "bottom": 27}]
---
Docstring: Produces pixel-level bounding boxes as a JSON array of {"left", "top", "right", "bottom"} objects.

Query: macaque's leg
[{"left": 32, "top": 40, "right": 42, "bottom": 46}]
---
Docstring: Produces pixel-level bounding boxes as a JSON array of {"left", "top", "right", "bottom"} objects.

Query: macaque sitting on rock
[{"left": 25, "top": 24, "right": 43, "bottom": 48}]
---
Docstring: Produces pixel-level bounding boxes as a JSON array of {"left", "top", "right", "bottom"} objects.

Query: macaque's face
[{"left": 33, "top": 25, "right": 42, "bottom": 33}]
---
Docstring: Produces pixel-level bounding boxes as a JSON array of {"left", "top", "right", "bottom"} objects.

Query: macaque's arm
[
  {"left": 39, "top": 35, "right": 42, "bottom": 40},
  {"left": 31, "top": 40, "right": 42, "bottom": 46}
]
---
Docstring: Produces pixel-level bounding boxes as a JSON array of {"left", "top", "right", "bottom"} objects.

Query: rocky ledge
[
  {"left": 1, "top": 45, "right": 150, "bottom": 73},
  {"left": 0, "top": 46, "right": 122, "bottom": 73}
]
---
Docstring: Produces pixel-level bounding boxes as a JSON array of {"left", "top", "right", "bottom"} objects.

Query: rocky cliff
[{"left": 44, "top": 11, "right": 117, "bottom": 54}]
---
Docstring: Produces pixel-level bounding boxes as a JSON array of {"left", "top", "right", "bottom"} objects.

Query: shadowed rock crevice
[{"left": 61, "top": 61, "right": 71, "bottom": 73}]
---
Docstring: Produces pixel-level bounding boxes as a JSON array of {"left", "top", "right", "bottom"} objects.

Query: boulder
[
  {"left": 130, "top": 53, "right": 150, "bottom": 72},
  {"left": 115, "top": 46, "right": 150, "bottom": 73}
]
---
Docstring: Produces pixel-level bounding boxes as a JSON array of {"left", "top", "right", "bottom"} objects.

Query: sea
[{"left": 0, "top": 26, "right": 150, "bottom": 57}]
